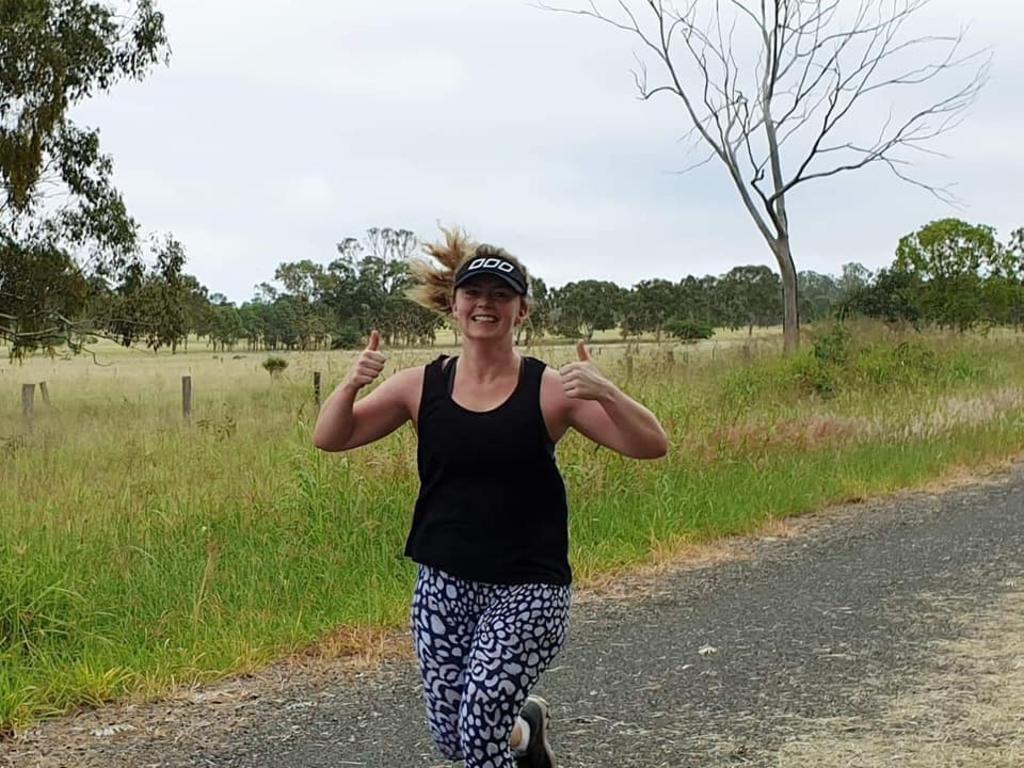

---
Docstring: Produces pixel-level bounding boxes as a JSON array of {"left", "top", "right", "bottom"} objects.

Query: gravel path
[{"left": 7, "top": 460, "right": 1024, "bottom": 768}]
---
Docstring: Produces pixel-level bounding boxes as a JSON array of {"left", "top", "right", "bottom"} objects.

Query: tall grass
[{"left": 2, "top": 325, "right": 1024, "bottom": 733}]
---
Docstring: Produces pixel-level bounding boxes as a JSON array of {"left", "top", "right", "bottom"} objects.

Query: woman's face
[{"left": 452, "top": 275, "right": 528, "bottom": 340}]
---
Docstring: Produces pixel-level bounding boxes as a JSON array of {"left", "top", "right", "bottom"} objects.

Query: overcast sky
[{"left": 75, "top": 0, "right": 1024, "bottom": 303}]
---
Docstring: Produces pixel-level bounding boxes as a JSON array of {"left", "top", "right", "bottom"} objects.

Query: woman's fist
[
  {"left": 346, "top": 330, "right": 386, "bottom": 390},
  {"left": 559, "top": 340, "right": 611, "bottom": 401}
]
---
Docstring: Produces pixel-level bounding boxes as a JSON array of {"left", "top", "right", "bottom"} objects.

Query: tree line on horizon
[{"left": 11, "top": 218, "right": 1015, "bottom": 357}]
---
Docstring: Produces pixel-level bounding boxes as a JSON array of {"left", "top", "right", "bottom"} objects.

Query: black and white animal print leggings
[{"left": 411, "top": 565, "right": 572, "bottom": 767}]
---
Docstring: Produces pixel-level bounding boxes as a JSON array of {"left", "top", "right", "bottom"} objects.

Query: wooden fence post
[
  {"left": 22, "top": 383, "right": 35, "bottom": 431},
  {"left": 39, "top": 381, "right": 51, "bottom": 406},
  {"left": 313, "top": 371, "right": 322, "bottom": 410},
  {"left": 182, "top": 376, "right": 192, "bottom": 422}
]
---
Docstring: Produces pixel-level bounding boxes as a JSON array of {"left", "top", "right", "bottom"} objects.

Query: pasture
[{"left": 2, "top": 323, "right": 1024, "bottom": 734}]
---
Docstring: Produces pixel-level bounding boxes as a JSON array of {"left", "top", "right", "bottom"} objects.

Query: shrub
[
  {"left": 262, "top": 357, "right": 288, "bottom": 378},
  {"left": 665, "top": 319, "right": 714, "bottom": 342},
  {"left": 811, "top": 322, "right": 853, "bottom": 367}
]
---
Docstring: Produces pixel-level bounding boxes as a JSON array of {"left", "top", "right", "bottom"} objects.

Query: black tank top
[{"left": 404, "top": 354, "right": 572, "bottom": 585}]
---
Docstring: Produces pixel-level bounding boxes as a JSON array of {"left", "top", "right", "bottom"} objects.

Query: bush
[
  {"left": 665, "top": 319, "right": 714, "bottom": 342},
  {"left": 262, "top": 357, "right": 288, "bottom": 377},
  {"left": 811, "top": 322, "right": 853, "bottom": 367},
  {"left": 793, "top": 355, "right": 841, "bottom": 399}
]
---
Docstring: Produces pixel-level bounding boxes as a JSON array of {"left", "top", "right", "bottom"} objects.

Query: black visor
[{"left": 453, "top": 256, "right": 528, "bottom": 295}]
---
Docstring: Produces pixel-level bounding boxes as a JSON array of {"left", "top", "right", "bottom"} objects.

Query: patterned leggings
[{"left": 411, "top": 565, "right": 572, "bottom": 767}]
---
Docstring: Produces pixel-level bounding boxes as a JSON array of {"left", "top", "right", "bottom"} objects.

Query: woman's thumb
[{"left": 576, "top": 339, "right": 591, "bottom": 362}]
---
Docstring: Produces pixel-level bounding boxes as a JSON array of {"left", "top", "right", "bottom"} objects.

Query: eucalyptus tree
[
  {"left": 718, "top": 265, "right": 781, "bottom": 334},
  {"left": 0, "top": 0, "right": 168, "bottom": 355},
  {"left": 551, "top": 279, "right": 624, "bottom": 339}
]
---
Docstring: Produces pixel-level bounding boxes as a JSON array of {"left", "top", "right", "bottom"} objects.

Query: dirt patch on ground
[{"left": 773, "top": 584, "right": 1024, "bottom": 767}]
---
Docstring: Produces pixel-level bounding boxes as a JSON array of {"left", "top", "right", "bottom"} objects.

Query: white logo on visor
[{"left": 467, "top": 258, "right": 515, "bottom": 273}]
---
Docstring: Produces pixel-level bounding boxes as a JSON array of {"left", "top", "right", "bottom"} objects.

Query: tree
[
  {"left": 141, "top": 236, "right": 189, "bottom": 352},
  {"left": 718, "top": 265, "right": 781, "bottom": 335},
  {"left": 837, "top": 263, "right": 873, "bottom": 299},
  {"left": 521, "top": 276, "right": 552, "bottom": 344},
  {"left": 620, "top": 278, "right": 679, "bottom": 340},
  {"left": 842, "top": 266, "right": 922, "bottom": 328},
  {"left": 676, "top": 274, "right": 715, "bottom": 325},
  {"left": 894, "top": 218, "right": 999, "bottom": 330},
  {"left": 0, "top": 0, "right": 169, "bottom": 355},
  {"left": 550, "top": 280, "right": 623, "bottom": 339},
  {"left": 208, "top": 304, "right": 244, "bottom": 351},
  {"left": 96, "top": 235, "right": 190, "bottom": 350},
  {"left": 274, "top": 260, "right": 325, "bottom": 302},
  {"left": 798, "top": 270, "right": 839, "bottom": 323},
  {"left": 104, "top": 260, "right": 147, "bottom": 347},
  {"left": 547, "top": 0, "right": 988, "bottom": 353}
]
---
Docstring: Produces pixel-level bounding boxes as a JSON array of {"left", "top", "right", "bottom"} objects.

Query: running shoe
[{"left": 515, "top": 695, "right": 556, "bottom": 768}]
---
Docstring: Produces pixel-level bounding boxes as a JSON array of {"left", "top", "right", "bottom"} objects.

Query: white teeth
[{"left": 471, "top": 316, "right": 498, "bottom": 322}]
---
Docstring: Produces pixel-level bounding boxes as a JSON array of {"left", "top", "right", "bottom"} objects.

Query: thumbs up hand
[
  {"left": 346, "top": 330, "right": 387, "bottom": 390},
  {"left": 559, "top": 340, "right": 611, "bottom": 401}
]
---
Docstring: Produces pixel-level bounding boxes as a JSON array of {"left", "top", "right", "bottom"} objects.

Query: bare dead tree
[{"left": 542, "top": 0, "right": 989, "bottom": 352}]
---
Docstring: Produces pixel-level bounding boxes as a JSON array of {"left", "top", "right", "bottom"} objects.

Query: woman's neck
[{"left": 457, "top": 339, "right": 520, "bottom": 382}]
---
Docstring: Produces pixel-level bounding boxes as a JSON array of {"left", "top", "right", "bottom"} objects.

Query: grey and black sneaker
[{"left": 515, "top": 695, "right": 556, "bottom": 768}]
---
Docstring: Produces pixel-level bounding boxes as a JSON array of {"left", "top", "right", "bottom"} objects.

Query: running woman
[{"left": 313, "top": 228, "right": 668, "bottom": 767}]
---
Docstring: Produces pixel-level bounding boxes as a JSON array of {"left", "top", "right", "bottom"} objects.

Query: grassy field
[{"left": 2, "top": 322, "right": 1024, "bottom": 735}]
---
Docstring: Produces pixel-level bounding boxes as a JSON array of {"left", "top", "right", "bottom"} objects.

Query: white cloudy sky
[{"left": 75, "top": 0, "right": 1024, "bottom": 303}]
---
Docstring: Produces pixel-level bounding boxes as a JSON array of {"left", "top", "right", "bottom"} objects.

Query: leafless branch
[{"left": 543, "top": 0, "right": 988, "bottom": 242}]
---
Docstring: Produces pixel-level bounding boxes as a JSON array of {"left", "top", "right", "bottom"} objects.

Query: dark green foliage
[
  {"left": 262, "top": 227, "right": 443, "bottom": 351},
  {"left": 0, "top": 237, "right": 91, "bottom": 355},
  {"left": 664, "top": 318, "right": 714, "bottom": 342},
  {"left": 262, "top": 356, "right": 288, "bottom": 377},
  {"left": 841, "top": 267, "right": 923, "bottom": 327},
  {"left": 893, "top": 219, "right": 1003, "bottom": 331},
  {"left": 619, "top": 279, "right": 679, "bottom": 339},
  {"left": 92, "top": 235, "right": 193, "bottom": 352},
  {"left": 0, "top": 0, "right": 169, "bottom": 354},
  {"left": 798, "top": 271, "right": 841, "bottom": 324},
  {"left": 550, "top": 280, "right": 623, "bottom": 339},
  {"left": 329, "top": 325, "right": 363, "bottom": 350},
  {"left": 811, "top": 322, "right": 852, "bottom": 367},
  {"left": 717, "top": 265, "right": 782, "bottom": 334}
]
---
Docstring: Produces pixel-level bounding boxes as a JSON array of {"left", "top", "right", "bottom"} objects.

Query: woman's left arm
[{"left": 555, "top": 342, "right": 668, "bottom": 459}]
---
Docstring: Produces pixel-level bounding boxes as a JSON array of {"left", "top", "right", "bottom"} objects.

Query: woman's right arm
[{"left": 312, "top": 331, "right": 419, "bottom": 452}]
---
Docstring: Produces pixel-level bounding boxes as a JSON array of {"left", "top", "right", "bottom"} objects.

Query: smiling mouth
[{"left": 471, "top": 315, "right": 498, "bottom": 323}]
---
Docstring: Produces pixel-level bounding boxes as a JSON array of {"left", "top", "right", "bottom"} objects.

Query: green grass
[{"left": 2, "top": 325, "right": 1024, "bottom": 733}]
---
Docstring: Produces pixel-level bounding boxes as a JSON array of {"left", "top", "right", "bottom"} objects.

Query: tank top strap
[
  {"left": 422, "top": 355, "right": 450, "bottom": 402},
  {"left": 521, "top": 355, "right": 547, "bottom": 391}
]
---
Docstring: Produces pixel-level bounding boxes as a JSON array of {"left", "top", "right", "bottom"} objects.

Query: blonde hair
[{"left": 407, "top": 227, "right": 531, "bottom": 315}]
